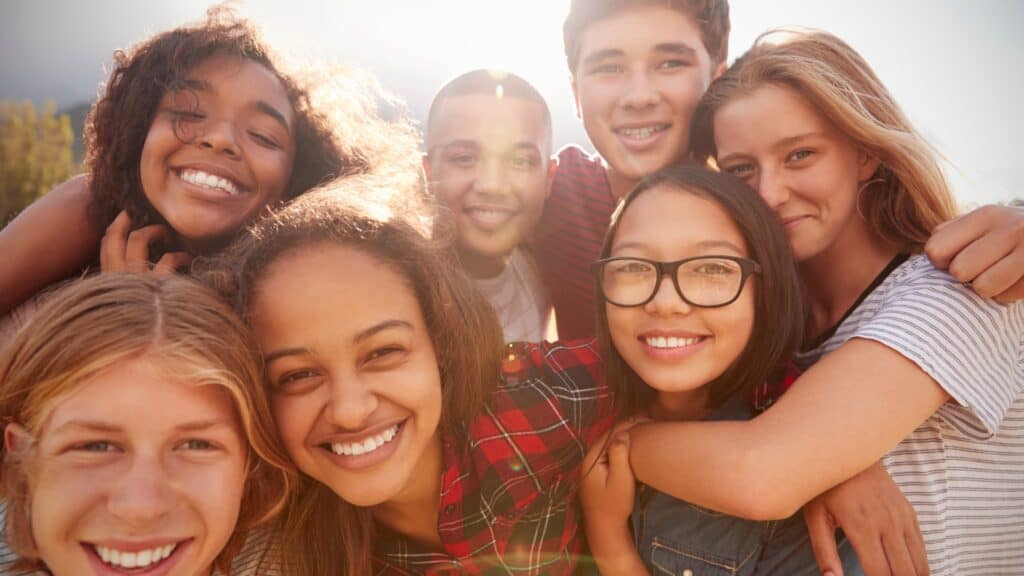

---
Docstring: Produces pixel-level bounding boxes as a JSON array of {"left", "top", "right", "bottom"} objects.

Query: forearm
[
  {"left": 585, "top": 521, "right": 648, "bottom": 576},
  {"left": 629, "top": 338, "right": 950, "bottom": 521}
]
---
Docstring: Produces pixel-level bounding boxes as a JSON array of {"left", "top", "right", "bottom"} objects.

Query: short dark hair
[
  {"left": 563, "top": 0, "right": 731, "bottom": 75},
  {"left": 425, "top": 69, "right": 552, "bottom": 150},
  {"left": 595, "top": 165, "right": 806, "bottom": 418}
]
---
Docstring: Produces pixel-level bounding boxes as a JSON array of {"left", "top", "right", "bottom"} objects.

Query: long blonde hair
[
  {"left": 0, "top": 273, "right": 294, "bottom": 574},
  {"left": 692, "top": 29, "right": 958, "bottom": 251}
]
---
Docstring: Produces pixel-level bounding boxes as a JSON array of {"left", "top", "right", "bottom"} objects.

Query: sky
[{"left": 1, "top": 0, "right": 1021, "bottom": 206}]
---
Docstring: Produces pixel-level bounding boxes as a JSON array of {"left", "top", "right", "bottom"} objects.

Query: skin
[
  {"left": 423, "top": 93, "right": 556, "bottom": 278},
  {"left": 250, "top": 242, "right": 445, "bottom": 548},
  {"left": 605, "top": 186, "right": 755, "bottom": 421},
  {"left": 571, "top": 5, "right": 723, "bottom": 199},
  {"left": 139, "top": 54, "right": 295, "bottom": 254},
  {"left": 5, "top": 355, "right": 247, "bottom": 576},
  {"left": 584, "top": 187, "right": 757, "bottom": 575}
]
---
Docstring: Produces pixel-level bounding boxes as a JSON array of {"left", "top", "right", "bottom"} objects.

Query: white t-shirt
[
  {"left": 798, "top": 254, "right": 1024, "bottom": 575},
  {"left": 474, "top": 247, "right": 554, "bottom": 343}
]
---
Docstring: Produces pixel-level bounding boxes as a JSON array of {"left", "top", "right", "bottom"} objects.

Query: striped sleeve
[{"left": 850, "top": 259, "right": 1024, "bottom": 438}]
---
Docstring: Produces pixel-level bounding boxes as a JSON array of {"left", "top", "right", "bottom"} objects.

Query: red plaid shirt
[{"left": 372, "top": 339, "right": 613, "bottom": 575}]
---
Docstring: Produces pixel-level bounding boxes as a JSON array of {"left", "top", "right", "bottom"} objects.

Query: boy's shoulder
[{"left": 554, "top": 144, "right": 607, "bottom": 184}]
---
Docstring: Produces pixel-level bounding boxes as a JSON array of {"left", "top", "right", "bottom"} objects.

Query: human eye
[
  {"left": 695, "top": 261, "right": 738, "bottom": 275},
  {"left": 656, "top": 58, "right": 690, "bottom": 71},
  {"left": 73, "top": 441, "right": 118, "bottom": 453},
  {"left": 179, "top": 438, "right": 218, "bottom": 452},
  {"left": 587, "top": 62, "right": 623, "bottom": 76},
  {"left": 248, "top": 130, "right": 282, "bottom": 149},
  {"left": 510, "top": 153, "right": 540, "bottom": 170},
  {"left": 273, "top": 368, "right": 321, "bottom": 394},
  {"left": 610, "top": 259, "right": 654, "bottom": 275},
  {"left": 362, "top": 345, "right": 407, "bottom": 368},
  {"left": 786, "top": 149, "right": 814, "bottom": 163},
  {"left": 446, "top": 151, "right": 477, "bottom": 168},
  {"left": 721, "top": 162, "right": 755, "bottom": 179}
]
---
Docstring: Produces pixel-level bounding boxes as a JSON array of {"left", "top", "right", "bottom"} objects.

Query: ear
[
  {"left": 545, "top": 155, "right": 559, "bottom": 198},
  {"left": 5, "top": 423, "right": 30, "bottom": 454},
  {"left": 858, "top": 150, "right": 882, "bottom": 181},
  {"left": 570, "top": 73, "right": 582, "bottom": 119}
]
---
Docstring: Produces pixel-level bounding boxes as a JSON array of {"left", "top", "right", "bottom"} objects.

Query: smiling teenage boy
[
  {"left": 424, "top": 70, "right": 558, "bottom": 342},
  {"left": 534, "top": 0, "right": 729, "bottom": 340}
]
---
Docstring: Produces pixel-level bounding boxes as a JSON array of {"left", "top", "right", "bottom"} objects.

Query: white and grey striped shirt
[{"left": 798, "top": 254, "right": 1024, "bottom": 575}]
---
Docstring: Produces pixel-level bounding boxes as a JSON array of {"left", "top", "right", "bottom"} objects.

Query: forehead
[
  {"left": 429, "top": 93, "right": 549, "bottom": 151},
  {"left": 251, "top": 242, "right": 425, "bottom": 347},
  {"left": 181, "top": 54, "right": 294, "bottom": 121},
  {"left": 614, "top": 185, "right": 747, "bottom": 256},
  {"left": 41, "top": 355, "right": 238, "bottom": 435},
  {"left": 714, "top": 84, "right": 834, "bottom": 150},
  {"left": 577, "top": 5, "right": 708, "bottom": 61}
]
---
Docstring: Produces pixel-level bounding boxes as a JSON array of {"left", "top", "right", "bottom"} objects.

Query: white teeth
[
  {"left": 619, "top": 125, "right": 665, "bottom": 139},
  {"left": 330, "top": 423, "right": 401, "bottom": 457},
  {"left": 179, "top": 169, "right": 241, "bottom": 196},
  {"left": 469, "top": 208, "right": 511, "bottom": 224},
  {"left": 645, "top": 336, "right": 702, "bottom": 349},
  {"left": 94, "top": 543, "right": 177, "bottom": 569}
]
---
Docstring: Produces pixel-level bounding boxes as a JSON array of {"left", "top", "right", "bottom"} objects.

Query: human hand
[
  {"left": 804, "top": 461, "right": 927, "bottom": 576},
  {"left": 926, "top": 204, "right": 1024, "bottom": 304},
  {"left": 100, "top": 211, "right": 192, "bottom": 276},
  {"left": 581, "top": 428, "right": 635, "bottom": 530}
]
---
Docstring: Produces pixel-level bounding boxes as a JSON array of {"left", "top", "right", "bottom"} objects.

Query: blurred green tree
[{"left": 0, "top": 100, "right": 77, "bottom": 224}]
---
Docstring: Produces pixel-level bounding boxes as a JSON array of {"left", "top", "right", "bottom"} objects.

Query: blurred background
[{"left": 2, "top": 0, "right": 1021, "bottom": 222}]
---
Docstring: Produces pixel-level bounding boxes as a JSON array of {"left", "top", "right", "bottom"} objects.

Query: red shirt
[
  {"left": 373, "top": 339, "right": 613, "bottom": 575},
  {"left": 533, "top": 146, "right": 617, "bottom": 341}
]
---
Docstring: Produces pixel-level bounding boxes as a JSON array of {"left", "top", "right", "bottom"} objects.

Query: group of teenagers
[{"left": 1, "top": 1, "right": 1023, "bottom": 575}]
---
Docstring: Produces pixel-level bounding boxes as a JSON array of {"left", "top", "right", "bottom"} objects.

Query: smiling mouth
[
  {"left": 90, "top": 541, "right": 184, "bottom": 572},
  {"left": 176, "top": 168, "right": 242, "bottom": 196},
  {"left": 643, "top": 335, "right": 705, "bottom": 349},
  {"left": 465, "top": 207, "right": 516, "bottom": 228},
  {"left": 615, "top": 124, "right": 670, "bottom": 141},
  {"left": 324, "top": 421, "right": 404, "bottom": 457}
]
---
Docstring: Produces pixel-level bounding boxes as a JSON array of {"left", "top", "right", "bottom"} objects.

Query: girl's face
[
  {"left": 605, "top": 186, "right": 755, "bottom": 417},
  {"left": 139, "top": 54, "right": 296, "bottom": 247},
  {"left": 12, "top": 355, "right": 247, "bottom": 576},
  {"left": 250, "top": 242, "right": 443, "bottom": 508},
  {"left": 711, "top": 84, "right": 877, "bottom": 262}
]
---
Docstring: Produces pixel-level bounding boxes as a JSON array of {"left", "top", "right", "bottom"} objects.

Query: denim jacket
[{"left": 630, "top": 396, "right": 862, "bottom": 576}]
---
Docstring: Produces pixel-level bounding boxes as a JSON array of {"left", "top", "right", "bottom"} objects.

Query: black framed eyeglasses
[{"left": 592, "top": 255, "right": 761, "bottom": 308}]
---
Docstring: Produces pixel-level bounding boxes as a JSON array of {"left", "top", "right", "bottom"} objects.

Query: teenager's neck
[
  {"left": 458, "top": 247, "right": 510, "bottom": 280},
  {"left": 800, "top": 219, "right": 901, "bottom": 337},
  {"left": 651, "top": 387, "right": 711, "bottom": 421},
  {"left": 371, "top": 433, "right": 444, "bottom": 550}
]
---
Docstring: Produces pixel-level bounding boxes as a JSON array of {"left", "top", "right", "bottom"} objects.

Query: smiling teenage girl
[
  {"left": 0, "top": 7, "right": 416, "bottom": 320},
  {"left": 581, "top": 166, "right": 860, "bottom": 575},
  {"left": 200, "top": 176, "right": 613, "bottom": 576},
  {"left": 625, "top": 30, "right": 1023, "bottom": 576},
  {"left": 0, "top": 274, "right": 292, "bottom": 576}
]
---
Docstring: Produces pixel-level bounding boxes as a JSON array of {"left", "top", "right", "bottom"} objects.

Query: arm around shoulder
[{"left": 0, "top": 174, "right": 100, "bottom": 315}]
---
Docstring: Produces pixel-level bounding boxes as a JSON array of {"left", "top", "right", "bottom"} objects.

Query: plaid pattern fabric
[{"left": 373, "top": 339, "right": 613, "bottom": 575}]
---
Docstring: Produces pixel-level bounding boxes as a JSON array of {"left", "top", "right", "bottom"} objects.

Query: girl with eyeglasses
[{"left": 581, "top": 165, "right": 861, "bottom": 575}]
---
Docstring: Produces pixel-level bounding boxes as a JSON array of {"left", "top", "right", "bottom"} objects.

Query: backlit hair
[{"left": 692, "top": 29, "right": 958, "bottom": 251}]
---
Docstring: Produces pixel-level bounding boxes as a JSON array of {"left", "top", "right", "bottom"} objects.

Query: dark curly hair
[{"left": 84, "top": 6, "right": 419, "bottom": 252}]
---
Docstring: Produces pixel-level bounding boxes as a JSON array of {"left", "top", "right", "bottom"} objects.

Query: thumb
[
  {"left": 605, "top": 433, "right": 633, "bottom": 489},
  {"left": 804, "top": 501, "right": 844, "bottom": 576}
]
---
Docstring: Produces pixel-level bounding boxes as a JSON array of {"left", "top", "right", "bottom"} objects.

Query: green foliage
[{"left": 0, "top": 100, "right": 78, "bottom": 224}]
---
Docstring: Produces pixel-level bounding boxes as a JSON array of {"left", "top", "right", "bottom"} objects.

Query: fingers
[
  {"left": 995, "top": 278, "right": 1024, "bottom": 305},
  {"left": 124, "top": 225, "right": 171, "bottom": 273},
  {"left": 926, "top": 205, "right": 1024, "bottom": 302},
  {"left": 970, "top": 246, "right": 1024, "bottom": 300},
  {"left": 905, "top": 524, "right": 930, "bottom": 576},
  {"left": 804, "top": 500, "right": 844, "bottom": 576},
  {"left": 924, "top": 210, "right": 982, "bottom": 270},
  {"left": 152, "top": 251, "right": 193, "bottom": 277},
  {"left": 100, "top": 211, "right": 132, "bottom": 272},
  {"left": 604, "top": 433, "right": 634, "bottom": 492},
  {"left": 879, "top": 528, "right": 916, "bottom": 576}
]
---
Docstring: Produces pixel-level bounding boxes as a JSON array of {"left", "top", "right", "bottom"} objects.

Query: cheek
[{"left": 270, "top": 395, "right": 316, "bottom": 456}]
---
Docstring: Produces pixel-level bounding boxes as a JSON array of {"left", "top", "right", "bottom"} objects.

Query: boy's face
[
  {"left": 424, "top": 93, "right": 555, "bottom": 270},
  {"left": 572, "top": 5, "right": 719, "bottom": 187}
]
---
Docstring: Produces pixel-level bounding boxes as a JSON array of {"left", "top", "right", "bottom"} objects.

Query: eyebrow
[
  {"left": 653, "top": 42, "right": 698, "bottom": 57},
  {"left": 50, "top": 419, "right": 230, "bottom": 435},
  {"left": 612, "top": 239, "right": 746, "bottom": 255},
  {"left": 432, "top": 140, "right": 542, "bottom": 156},
  {"left": 718, "top": 132, "right": 826, "bottom": 165},
  {"left": 263, "top": 320, "right": 414, "bottom": 364},
  {"left": 180, "top": 78, "right": 291, "bottom": 132},
  {"left": 582, "top": 42, "right": 697, "bottom": 68}
]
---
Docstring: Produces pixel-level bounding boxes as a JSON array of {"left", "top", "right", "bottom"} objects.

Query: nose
[
  {"left": 326, "top": 374, "right": 379, "bottom": 431},
  {"left": 643, "top": 272, "right": 692, "bottom": 316},
  {"left": 620, "top": 70, "right": 659, "bottom": 110},
  {"left": 473, "top": 156, "right": 512, "bottom": 198},
  {"left": 197, "top": 118, "right": 240, "bottom": 157},
  {"left": 107, "top": 454, "right": 174, "bottom": 525},
  {"left": 756, "top": 167, "right": 790, "bottom": 211}
]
